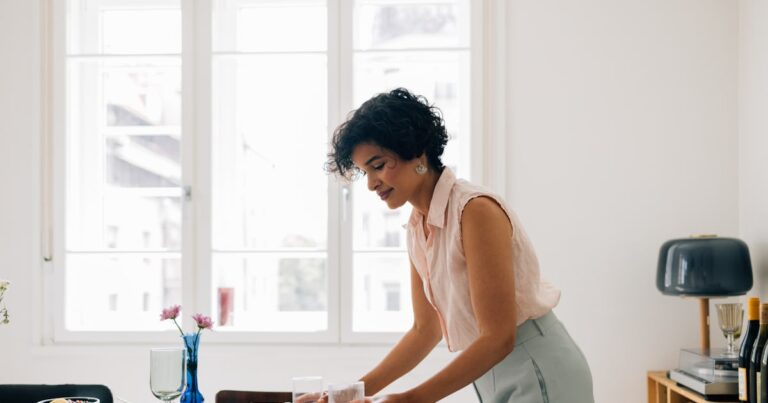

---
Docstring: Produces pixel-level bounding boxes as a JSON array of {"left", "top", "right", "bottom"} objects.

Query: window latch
[{"left": 341, "top": 185, "right": 350, "bottom": 221}]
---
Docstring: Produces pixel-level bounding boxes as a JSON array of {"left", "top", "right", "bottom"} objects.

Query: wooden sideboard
[{"left": 647, "top": 371, "right": 740, "bottom": 403}]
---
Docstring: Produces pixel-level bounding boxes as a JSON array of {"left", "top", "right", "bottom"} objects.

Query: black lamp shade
[{"left": 656, "top": 237, "right": 753, "bottom": 297}]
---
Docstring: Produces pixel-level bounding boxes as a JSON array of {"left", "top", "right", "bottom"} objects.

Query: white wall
[
  {"left": 739, "top": 1, "right": 768, "bottom": 299},
  {"left": 0, "top": 1, "right": 743, "bottom": 402},
  {"left": 505, "top": 0, "right": 739, "bottom": 401}
]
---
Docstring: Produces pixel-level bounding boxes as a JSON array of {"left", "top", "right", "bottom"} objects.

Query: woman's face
[{"left": 351, "top": 143, "right": 424, "bottom": 210}]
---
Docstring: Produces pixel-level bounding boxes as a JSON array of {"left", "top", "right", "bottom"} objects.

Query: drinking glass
[
  {"left": 327, "top": 381, "right": 364, "bottom": 403},
  {"left": 293, "top": 376, "right": 323, "bottom": 403},
  {"left": 716, "top": 303, "right": 744, "bottom": 357},
  {"left": 150, "top": 347, "right": 186, "bottom": 401}
]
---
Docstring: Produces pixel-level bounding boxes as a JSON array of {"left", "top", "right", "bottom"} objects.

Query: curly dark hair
[{"left": 326, "top": 88, "right": 449, "bottom": 180}]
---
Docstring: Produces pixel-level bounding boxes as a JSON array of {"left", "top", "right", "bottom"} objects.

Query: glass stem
[{"left": 727, "top": 334, "right": 735, "bottom": 353}]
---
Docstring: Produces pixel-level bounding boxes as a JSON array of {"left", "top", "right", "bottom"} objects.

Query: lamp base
[{"left": 699, "top": 297, "right": 710, "bottom": 351}]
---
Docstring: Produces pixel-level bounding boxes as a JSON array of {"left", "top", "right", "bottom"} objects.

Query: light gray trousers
[{"left": 472, "top": 312, "right": 594, "bottom": 403}]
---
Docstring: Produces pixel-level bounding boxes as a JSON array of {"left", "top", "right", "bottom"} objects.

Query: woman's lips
[{"left": 378, "top": 189, "right": 392, "bottom": 200}]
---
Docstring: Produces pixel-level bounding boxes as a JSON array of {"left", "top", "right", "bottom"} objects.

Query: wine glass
[
  {"left": 150, "top": 347, "right": 186, "bottom": 401},
  {"left": 715, "top": 303, "right": 744, "bottom": 357}
]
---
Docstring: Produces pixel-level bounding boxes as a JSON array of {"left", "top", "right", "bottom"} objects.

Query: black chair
[
  {"left": 0, "top": 384, "right": 113, "bottom": 403},
  {"left": 215, "top": 390, "right": 292, "bottom": 403}
]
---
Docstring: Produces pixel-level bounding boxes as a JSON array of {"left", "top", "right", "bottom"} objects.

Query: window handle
[
  {"left": 341, "top": 185, "right": 350, "bottom": 221},
  {"left": 183, "top": 185, "right": 192, "bottom": 202}
]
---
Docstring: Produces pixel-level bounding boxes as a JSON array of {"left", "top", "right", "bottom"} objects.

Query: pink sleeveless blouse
[{"left": 406, "top": 168, "right": 561, "bottom": 351}]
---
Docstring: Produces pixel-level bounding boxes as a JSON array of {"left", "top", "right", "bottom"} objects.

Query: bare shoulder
[
  {"left": 461, "top": 196, "right": 510, "bottom": 225},
  {"left": 460, "top": 196, "right": 513, "bottom": 236}
]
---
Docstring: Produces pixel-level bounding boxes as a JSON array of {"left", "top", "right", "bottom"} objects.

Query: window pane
[
  {"left": 354, "top": 0, "right": 469, "bottom": 50},
  {"left": 211, "top": 55, "right": 328, "bottom": 250},
  {"left": 104, "top": 64, "right": 182, "bottom": 127},
  {"left": 67, "top": 59, "right": 182, "bottom": 251},
  {"left": 106, "top": 135, "right": 181, "bottom": 187},
  {"left": 353, "top": 253, "right": 412, "bottom": 332},
  {"left": 212, "top": 0, "right": 326, "bottom": 53},
  {"left": 65, "top": 1, "right": 183, "bottom": 334},
  {"left": 65, "top": 254, "right": 181, "bottom": 330},
  {"left": 212, "top": 254, "right": 328, "bottom": 332},
  {"left": 67, "top": 0, "right": 181, "bottom": 55},
  {"left": 101, "top": 193, "right": 181, "bottom": 250}
]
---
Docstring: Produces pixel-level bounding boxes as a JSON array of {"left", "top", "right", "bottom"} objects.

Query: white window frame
[{"left": 43, "top": 0, "right": 506, "bottom": 345}]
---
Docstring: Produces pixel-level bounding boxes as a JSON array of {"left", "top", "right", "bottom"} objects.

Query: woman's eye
[{"left": 373, "top": 164, "right": 385, "bottom": 170}]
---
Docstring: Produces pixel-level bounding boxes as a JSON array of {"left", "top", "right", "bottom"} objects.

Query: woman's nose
[{"left": 367, "top": 174, "right": 379, "bottom": 192}]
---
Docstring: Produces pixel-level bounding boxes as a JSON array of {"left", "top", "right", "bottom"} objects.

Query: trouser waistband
[{"left": 515, "top": 311, "right": 559, "bottom": 346}]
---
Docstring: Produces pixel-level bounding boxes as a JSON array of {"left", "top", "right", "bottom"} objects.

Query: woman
[{"left": 323, "top": 88, "right": 594, "bottom": 403}]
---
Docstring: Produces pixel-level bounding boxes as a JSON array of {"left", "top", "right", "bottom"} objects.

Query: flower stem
[{"left": 172, "top": 318, "right": 185, "bottom": 337}]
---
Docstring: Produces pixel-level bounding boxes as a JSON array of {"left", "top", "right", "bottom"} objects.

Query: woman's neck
[{"left": 410, "top": 168, "right": 442, "bottom": 216}]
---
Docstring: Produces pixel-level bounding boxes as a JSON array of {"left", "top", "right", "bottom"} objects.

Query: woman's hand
[{"left": 295, "top": 392, "right": 324, "bottom": 403}]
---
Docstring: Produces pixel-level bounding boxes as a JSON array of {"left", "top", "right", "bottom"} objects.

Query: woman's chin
[{"left": 384, "top": 198, "right": 404, "bottom": 210}]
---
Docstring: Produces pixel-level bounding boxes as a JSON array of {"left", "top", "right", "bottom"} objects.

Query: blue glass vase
[{"left": 181, "top": 333, "right": 204, "bottom": 403}]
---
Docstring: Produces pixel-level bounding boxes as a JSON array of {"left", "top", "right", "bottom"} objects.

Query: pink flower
[
  {"left": 192, "top": 313, "right": 214, "bottom": 330},
  {"left": 159, "top": 305, "right": 213, "bottom": 337},
  {"left": 160, "top": 304, "right": 181, "bottom": 321}
]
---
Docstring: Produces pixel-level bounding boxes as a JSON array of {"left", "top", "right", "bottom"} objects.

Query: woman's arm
[
  {"left": 359, "top": 261, "right": 444, "bottom": 396},
  {"left": 402, "top": 196, "right": 518, "bottom": 403}
]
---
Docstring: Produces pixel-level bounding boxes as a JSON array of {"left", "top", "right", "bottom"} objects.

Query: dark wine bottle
[
  {"left": 749, "top": 303, "right": 768, "bottom": 403},
  {"left": 761, "top": 312, "right": 768, "bottom": 403},
  {"left": 742, "top": 298, "right": 761, "bottom": 401}
]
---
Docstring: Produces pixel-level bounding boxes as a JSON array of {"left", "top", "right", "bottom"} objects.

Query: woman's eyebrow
[{"left": 365, "top": 155, "right": 382, "bottom": 166}]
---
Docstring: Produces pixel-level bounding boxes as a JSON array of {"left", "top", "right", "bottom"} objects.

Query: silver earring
[{"left": 415, "top": 163, "right": 427, "bottom": 175}]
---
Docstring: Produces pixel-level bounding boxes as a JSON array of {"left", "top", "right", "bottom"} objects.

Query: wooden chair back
[{"left": 215, "top": 390, "right": 293, "bottom": 403}]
